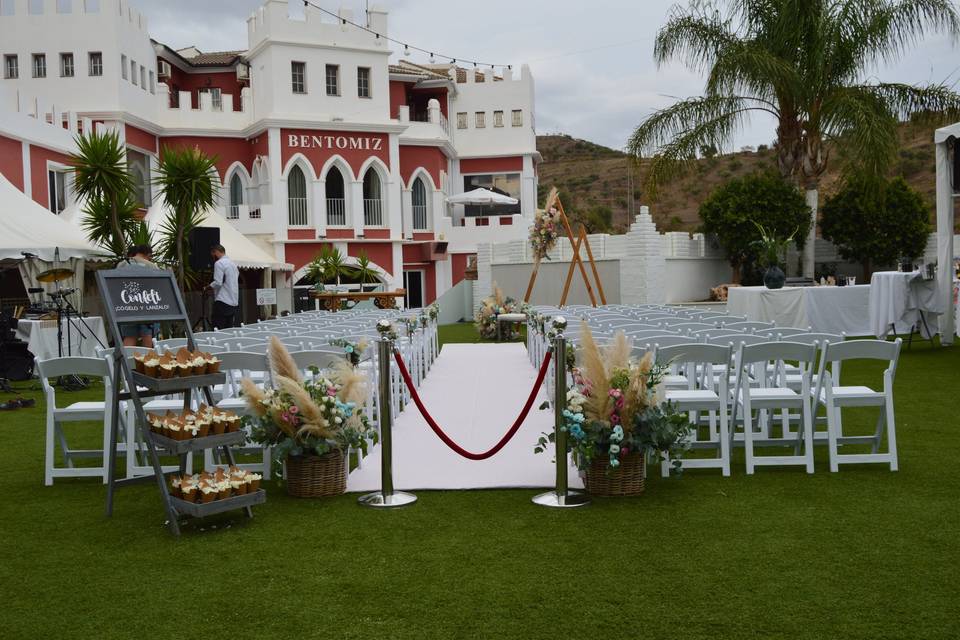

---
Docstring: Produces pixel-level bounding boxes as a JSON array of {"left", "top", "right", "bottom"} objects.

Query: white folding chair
[
  {"left": 212, "top": 351, "right": 273, "bottom": 476},
  {"left": 816, "top": 339, "right": 902, "bottom": 472},
  {"left": 36, "top": 357, "right": 113, "bottom": 485},
  {"left": 733, "top": 341, "right": 817, "bottom": 474},
  {"left": 656, "top": 343, "right": 732, "bottom": 477}
]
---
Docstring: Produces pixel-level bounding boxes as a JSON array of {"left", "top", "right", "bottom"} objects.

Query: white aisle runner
[{"left": 346, "top": 342, "right": 583, "bottom": 491}]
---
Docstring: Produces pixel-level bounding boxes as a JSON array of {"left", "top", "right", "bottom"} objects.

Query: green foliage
[
  {"left": 584, "top": 205, "right": 614, "bottom": 233},
  {"left": 627, "top": 0, "right": 960, "bottom": 196},
  {"left": 752, "top": 221, "right": 798, "bottom": 268},
  {"left": 699, "top": 144, "right": 718, "bottom": 158},
  {"left": 820, "top": 176, "right": 931, "bottom": 278},
  {"left": 307, "top": 245, "right": 348, "bottom": 287},
  {"left": 70, "top": 130, "right": 140, "bottom": 260},
  {"left": 154, "top": 146, "right": 219, "bottom": 288},
  {"left": 699, "top": 171, "right": 810, "bottom": 278}
]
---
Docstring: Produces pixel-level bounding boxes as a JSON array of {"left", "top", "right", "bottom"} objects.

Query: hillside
[{"left": 536, "top": 121, "right": 939, "bottom": 234}]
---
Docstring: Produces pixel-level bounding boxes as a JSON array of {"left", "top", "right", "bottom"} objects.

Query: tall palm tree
[
  {"left": 627, "top": 0, "right": 960, "bottom": 277},
  {"left": 154, "top": 146, "right": 219, "bottom": 288},
  {"left": 354, "top": 250, "right": 378, "bottom": 292},
  {"left": 70, "top": 130, "right": 140, "bottom": 260}
]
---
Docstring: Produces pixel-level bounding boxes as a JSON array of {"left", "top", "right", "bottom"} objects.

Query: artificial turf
[{"left": 0, "top": 326, "right": 957, "bottom": 638}]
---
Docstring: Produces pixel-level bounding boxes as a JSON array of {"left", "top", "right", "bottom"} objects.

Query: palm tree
[
  {"left": 70, "top": 130, "right": 140, "bottom": 260},
  {"left": 154, "top": 146, "right": 219, "bottom": 288},
  {"left": 627, "top": 0, "right": 960, "bottom": 277},
  {"left": 354, "top": 250, "right": 378, "bottom": 292}
]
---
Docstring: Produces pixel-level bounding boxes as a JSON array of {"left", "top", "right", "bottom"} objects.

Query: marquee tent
[
  {"left": 933, "top": 124, "right": 959, "bottom": 344},
  {"left": 0, "top": 173, "right": 101, "bottom": 261},
  {"left": 146, "top": 205, "right": 293, "bottom": 271}
]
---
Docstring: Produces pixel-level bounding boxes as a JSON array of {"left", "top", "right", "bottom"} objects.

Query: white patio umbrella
[{"left": 446, "top": 187, "right": 519, "bottom": 206}]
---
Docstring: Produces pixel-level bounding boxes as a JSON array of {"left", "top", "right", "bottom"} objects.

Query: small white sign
[{"left": 255, "top": 288, "right": 277, "bottom": 306}]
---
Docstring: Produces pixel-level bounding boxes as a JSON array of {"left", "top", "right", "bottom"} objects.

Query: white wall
[{"left": 663, "top": 258, "right": 732, "bottom": 303}]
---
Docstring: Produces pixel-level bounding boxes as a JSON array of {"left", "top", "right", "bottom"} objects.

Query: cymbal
[{"left": 37, "top": 268, "right": 74, "bottom": 283}]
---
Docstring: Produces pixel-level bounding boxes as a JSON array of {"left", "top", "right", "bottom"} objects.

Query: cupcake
[
  {"left": 191, "top": 353, "right": 207, "bottom": 376},
  {"left": 229, "top": 476, "right": 246, "bottom": 496},
  {"left": 247, "top": 472, "right": 262, "bottom": 493},
  {"left": 205, "top": 353, "right": 221, "bottom": 374},
  {"left": 183, "top": 423, "right": 199, "bottom": 440},
  {"left": 199, "top": 481, "right": 217, "bottom": 504},
  {"left": 210, "top": 413, "right": 226, "bottom": 435},
  {"left": 216, "top": 480, "right": 232, "bottom": 501},
  {"left": 159, "top": 362, "right": 176, "bottom": 379},
  {"left": 170, "top": 475, "right": 183, "bottom": 498},
  {"left": 167, "top": 422, "right": 182, "bottom": 441},
  {"left": 180, "top": 475, "right": 197, "bottom": 502},
  {"left": 133, "top": 351, "right": 146, "bottom": 374},
  {"left": 143, "top": 351, "right": 161, "bottom": 377},
  {"left": 225, "top": 413, "right": 240, "bottom": 433}
]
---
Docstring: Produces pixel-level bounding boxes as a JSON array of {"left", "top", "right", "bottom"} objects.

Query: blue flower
[
  {"left": 569, "top": 424, "right": 585, "bottom": 440},
  {"left": 610, "top": 457, "right": 620, "bottom": 468},
  {"left": 610, "top": 425, "right": 624, "bottom": 443},
  {"left": 345, "top": 345, "right": 354, "bottom": 354}
]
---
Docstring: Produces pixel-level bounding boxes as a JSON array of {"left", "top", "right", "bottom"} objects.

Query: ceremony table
[
  {"left": 727, "top": 285, "right": 880, "bottom": 335},
  {"left": 868, "top": 271, "right": 942, "bottom": 339},
  {"left": 15, "top": 316, "right": 109, "bottom": 360}
]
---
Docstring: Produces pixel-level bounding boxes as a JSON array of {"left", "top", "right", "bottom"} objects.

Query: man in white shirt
[{"left": 207, "top": 244, "right": 240, "bottom": 329}]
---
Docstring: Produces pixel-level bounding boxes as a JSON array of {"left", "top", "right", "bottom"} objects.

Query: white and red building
[{"left": 0, "top": 0, "right": 539, "bottom": 309}]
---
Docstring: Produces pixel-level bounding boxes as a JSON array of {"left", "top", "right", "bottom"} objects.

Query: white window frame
[
  {"left": 493, "top": 110, "right": 504, "bottom": 127},
  {"left": 60, "top": 52, "right": 74, "bottom": 77},
  {"left": 199, "top": 87, "right": 222, "bottom": 110},
  {"left": 46, "top": 163, "right": 71, "bottom": 214},
  {"left": 130, "top": 59, "right": 137, "bottom": 85},
  {"left": 357, "top": 66, "right": 371, "bottom": 98},
  {"left": 149, "top": 70, "right": 155, "bottom": 94},
  {"left": 3, "top": 54, "right": 18, "bottom": 79},
  {"left": 291, "top": 61, "right": 306, "bottom": 94},
  {"left": 512, "top": 109, "right": 523, "bottom": 127},
  {"left": 32, "top": 53, "right": 46, "bottom": 78},
  {"left": 88, "top": 51, "right": 102, "bottom": 76},
  {"left": 475, "top": 111, "right": 486, "bottom": 128},
  {"left": 456, "top": 112, "right": 467, "bottom": 129},
  {"left": 56, "top": 0, "right": 71, "bottom": 13},
  {"left": 325, "top": 64, "right": 340, "bottom": 96}
]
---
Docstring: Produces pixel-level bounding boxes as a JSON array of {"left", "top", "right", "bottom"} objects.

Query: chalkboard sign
[{"left": 96, "top": 267, "right": 187, "bottom": 324}]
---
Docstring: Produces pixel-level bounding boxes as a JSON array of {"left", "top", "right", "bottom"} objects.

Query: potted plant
[
  {"left": 535, "top": 323, "right": 694, "bottom": 496},
  {"left": 241, "top": 337, "right": 376, "bottom": 497},
  {"left": 753, "top": 222, "right": 796, "bottom": 289}
]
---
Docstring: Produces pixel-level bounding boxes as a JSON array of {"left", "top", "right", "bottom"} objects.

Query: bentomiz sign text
[{"left": 287, "top": 134, "right": 383, "bottom": 151}]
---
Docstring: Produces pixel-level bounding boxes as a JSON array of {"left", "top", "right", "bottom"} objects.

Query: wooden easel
[{"left": 523, "top": 194, "right": 606, "bottom": 307}]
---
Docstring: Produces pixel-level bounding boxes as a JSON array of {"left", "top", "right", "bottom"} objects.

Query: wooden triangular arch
[{"left": 523, "top": 193, "right": 606, "bottom": 306}]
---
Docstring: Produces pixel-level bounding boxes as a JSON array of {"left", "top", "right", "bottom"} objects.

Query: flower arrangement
[
  {"left": 529, "top": 187, "right": 562, "bottom": 262},
  {"left": 535, "top": 322, "right": 694, "bottom": 479},
  {"left": 242, "top": 337, "right": 376, "bottom": 479},
  {"left": 426, "top": 302, "right": 440, "bottom": 322},
  {"left": 398, "top": 316, "right": 419, "bottom": 339},
  {"left": 475, "top": 284, "right": 520, "bottom": 340},
  {"left": 329, "top": 338, "right": 368, "bottom": 367}
]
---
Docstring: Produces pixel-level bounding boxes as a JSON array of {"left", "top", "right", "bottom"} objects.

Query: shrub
[
  {"left": 698, "top": 171, "right": 811, "bottom": 282},
  {"left": 820, "top": 176, "right": 931, "bottom": 279}
]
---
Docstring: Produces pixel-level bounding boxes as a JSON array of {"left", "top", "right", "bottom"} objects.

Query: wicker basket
[
  {"left": 285, "top": 450, "right": 347, "bottom": 498},
  {"left": 583, "top": 452, "right": 646, "bottom": 497}
]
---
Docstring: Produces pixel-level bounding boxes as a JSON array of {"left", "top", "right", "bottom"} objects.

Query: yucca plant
[
  {"left": 154, "top": 145, "right": 219, "bottom": 289},
  {"left": 70, "top": 130, "right": 140, "bottom": 260},
  {"left": 628, "top": 0, "right": 960, "bottom": 277}
]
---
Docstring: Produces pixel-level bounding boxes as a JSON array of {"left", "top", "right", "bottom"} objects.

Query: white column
[
  {"left": 21, "top": 142, "right": 31, "bottom": 200},
  {"left": 313, "top": 178, "right": 326, "bottom": 237},
  {"left": 388, "top": 133, "right": 403, "bottom": 238},
  {"left": 521, "top": 154, "right": 537, "bottom": 218},
  {"left": 267, "top": 128, "right": 287, "bottom": 263},
  {"left": 401, "top": 187, "right": 413, "bottom": 239},
  {"left": 350, "top": 179, "right": 364, "bottom": 236}
]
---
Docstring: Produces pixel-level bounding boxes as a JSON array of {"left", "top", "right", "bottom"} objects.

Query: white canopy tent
[
  {"left": 446, "top": 187, "right": 519, "bottom": 206},
  {"left": 0, "top": 173, "right": 101, "bottom": 261},
  {"left": 933, "top": 124, "right": 959, "bottom": 344},
  {"left": 145, "top": 205, "right": 292, "bottom": 271}
]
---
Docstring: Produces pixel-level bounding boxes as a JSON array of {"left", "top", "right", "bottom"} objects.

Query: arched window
[
  {"left": 287, "top": 165, "right": 308, "bottom": 226},
  {"left": 325, "top": 166, "right": 346, "bottom": 226},
  {"left": 411, "top": 176, "right": 428, "bottom": 230},
  {"left": 362, "top": 167, "right": 383, "bottom": 226},
  {"left": 228, "top": 173, "right": 244, "bottom": 220}
]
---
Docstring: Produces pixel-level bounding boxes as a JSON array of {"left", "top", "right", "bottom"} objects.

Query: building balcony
[{"left": 397, "top": 100, "right": 450, "bottom": 144}]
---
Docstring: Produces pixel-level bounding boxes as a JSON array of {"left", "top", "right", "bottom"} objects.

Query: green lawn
[{"left": 1, "top": 327, "right": 957, "bottom": 638}]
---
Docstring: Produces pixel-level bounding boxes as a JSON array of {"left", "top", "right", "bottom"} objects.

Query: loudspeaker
[
  {"left": 1, "top": 342, "right": 33, "bottom": 381},
  {"left": 189, "top": 226, "right": 221, "bottom": 272}
]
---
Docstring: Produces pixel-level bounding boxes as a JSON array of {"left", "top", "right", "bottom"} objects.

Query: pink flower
[
  {"left": 327, "top": 388, "right": 337, "bottom": 397},
  {"left": 289, "top": 405, "right": 299, "bottom": 414}
]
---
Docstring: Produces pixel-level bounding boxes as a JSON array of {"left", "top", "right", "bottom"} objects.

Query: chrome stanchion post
[
  {"left": 533, "top": 316, "right": 590, "bottom": 508},
  {"left": 358, "top": 320, "right": 418, "bottom": 508}
]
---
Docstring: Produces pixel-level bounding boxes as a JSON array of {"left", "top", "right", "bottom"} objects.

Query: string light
[{"left": 301, "top": 0, "right": 513, "bottom": 70}]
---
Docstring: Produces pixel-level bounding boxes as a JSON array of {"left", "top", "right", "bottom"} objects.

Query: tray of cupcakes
[
  {"left": 131, "top": 348, "right": 224, "bottom": 392},
  {"left": 146, "top": 405, "right": 246, "bottom": 454},
  {"left": 169, "top": 466, "right": 265, "bottom": 518}
]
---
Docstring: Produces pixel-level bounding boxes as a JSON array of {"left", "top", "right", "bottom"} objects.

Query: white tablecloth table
[
  {"left": 868, "top": 271, "right": 942, "bottom": 339},
  {"left": 16, "top": 316, "right": 109, "bottom": 361},
  {"left": 727, "top": 285, "right": 896, "bottom": 336}
]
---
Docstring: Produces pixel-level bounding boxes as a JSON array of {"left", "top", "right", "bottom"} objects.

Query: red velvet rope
[{"left": 393, "top": 348, "right": 553, "bottom": 461}]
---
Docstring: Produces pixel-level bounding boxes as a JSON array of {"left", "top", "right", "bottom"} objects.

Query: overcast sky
[{"left": 146, "top": 0, "right": 960, "bottom": 151}]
